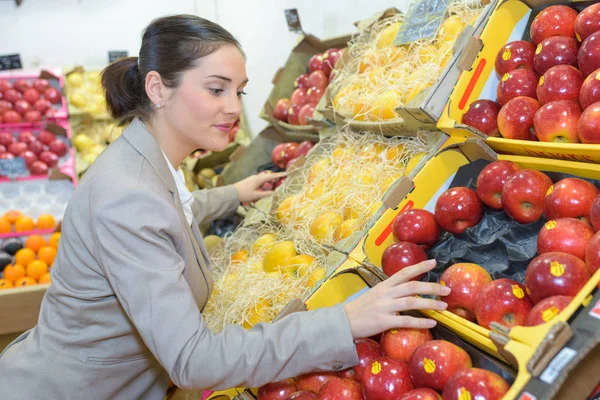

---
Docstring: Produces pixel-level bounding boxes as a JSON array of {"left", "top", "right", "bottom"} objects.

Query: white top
[{"left": 161, "top": 151, "right": 194, "bottom": 226}]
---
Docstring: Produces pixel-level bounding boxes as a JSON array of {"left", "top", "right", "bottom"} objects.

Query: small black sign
[
  {"left": 0, "top": 54, "right": 23, "bottom": 71},
  {"left": 0, "top": 157, "right": 27, "bottom": 176},
  {"left": 284, "top": 9, "right": 302, "bottom": 33},
  {"left": 108, "top": 50, "right": 129, "bottom": 63},
  {"left": 394, "top": 0, "right": 448, "bottom": 46}
]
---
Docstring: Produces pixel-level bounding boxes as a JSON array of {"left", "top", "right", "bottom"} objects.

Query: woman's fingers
[
  {"left": 256, "top": 171, "right": 287, "bottom": 184},
  {"left": 388, "top": 296, "right": 447, "bottom": 313},
  {"left": 390, "top": 281, "right": 450, "bottom": 299},
  {"left": 384, "top": 259, "right": 437, "bottom": 286},
  {"left": 384, "top": 315, "right": 437, "bottom": 330}
]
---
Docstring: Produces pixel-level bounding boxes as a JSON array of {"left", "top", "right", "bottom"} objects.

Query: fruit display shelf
[
  {"left": 64, "top": 67, "right": 110, "bottom": 120},
  {"left": 0, "top": 68, "right": 68, "bottom": 128},
  {"left": 438, "top": 0, "right": 600, "bottom": 163}
]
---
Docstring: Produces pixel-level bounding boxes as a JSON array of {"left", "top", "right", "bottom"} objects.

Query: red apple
[
  {"left": 28, "top": 140, "right": 44, "bottom": 155},
  {"left": 530, "top": 5, "right": 578, "bottom": 46},
  {"left": 442, "top": 368, "right": 510, "bottom": 400},
  {"left": 537, "top": 65, "right": 583, "bottom": 105},
  {"left": 392, "top": 209, "right": 440, "bottom": 248},
  {"left": 13, "top": 100, "right": 31, "bottom": 115},
  {"left": 39, "top": 151, "right": 59, "bottom": 168},
  {"left": 586, "top": 230, "right": 600, "bottom": 273},
  {"left": 525, "top": 252, "right": 591, "bottom": 304},
  {"left": 0, "top": 133, "right": 15, "bottom": 147},
  {"left": 434, "top": 187, "right": 482, "bottom": 235},
  {"left": 408, "top": 340, "right": 472, "bottom": 392},
  {"left": 362, "top": 357, "right": 414, "bottom": 400},
  {"left": 534, "top": 36, "right": 579, "bottom": 76},
  {"left": 398, "top": 388, "right": 441, "bottom": 400},
  {"left": 285, "top": 391, "right": 318, "bottom": 400},
  {"left": 22, "top": 88, "right": 41, "bottom": 105},
  {"left": 271, "top": 142, "right": 299, "bottom": 169},
  {"left": 538, "top": 218, "right": 594, "bottom": 261},
  {"left": 380, "top": 328, "right": 433, "bottom": 363},
  {"left": 475, "top": 278, "right": 533, "bottom": 329},
  {"left": 7, "top": 142, "right": 27, "bottom": 156},
  {"left": 381, "top": 242, "right": 428, "bottom": 279},
  {"left": 32, "top": 79, "right": 50, "bottom": 93},
  {"left": 309, "top": 53, "right": 332, "bottom": 76},
  {"left": 3, "top": 89, "right": 22, "bottom": 104},
  {"left": 13, "top": 79, "right": 31, "bottom": 93},
  {"left": 576, "top": 3, "right": 600, "bottom": 43},
  {"left": 19, "top": 150, "right": 38, "bottom": 169},
  {"left": 578, "top": 101, "right": 600, "bottom": 143},
  {"left": 306, "top": 87, "right": 324, "bottom": 105},
  {"left": 258, "top": 378, "right": 298, "bottom": 400},
  {"left": 476, "top": 160, "right": 521, "bottom": 210},
  {"left": 497, "top": 96, "right": 540, "bottom": 140},
  {"left": 324, "top": 48, "right": 341, "bottom": 70},
  {"left": 497, "top": 69, "right": 538, "bottom": 105},
  {"left": 461, "top": 100, "right": 501, "bottom": 136},
  {"left": 502, "top": 169, "right": 553, "bottom": 224},
  {"left": 0, "top": 80, "right": 12, "bottom": 93},
  {"left": 438, "top": 263, "right": 492, "bottom": 322},
  {"left": 544, "top": 178, "right": 599, "bottom": 222},
  {"left": 287, "top": 103, "right": 302, "bottom": 125},
  {"left": 1, "top": 111, "right": 20, "bottom": 125},
  {"left": 291, "top": 88, "right": 310, "bottom": 107},
  {"left": 0, "top": 145, "right": 6, "bottom": 153},
  {"left": 24, "top": 110, "right": 42, "bottom": 123},
  {"left": 38, "top": 130, "right": 56, "bottom": 146},
  {"left": 338, "top": 338, "right": 381, "bottom": 382},
  {"left": 495, "top": 40, "right": 536, "bottom": 76},
  {"left": 44, "top": 87, "right": 61, "bottom": 104},
  {"left": 33, "top": 98, "right": 51, "bottom": 114},
  {"left": 526, "top": 295, "right": 573, "bottom": 326},
  {"left": 295, "top": 73, "right": 310, "bottom": 89},
  {"left": 49, "top": 139, "right": 68, "bottom": 157},
  {"left": 317, "top": 378, "right": 362, "bottom": 400},
  {"left": 45, "top": 108, "right": 56, "bottom": 118},
  {"left": 533, "top": 100, "right": 581, "bottom": 142},
  {"left": 0, "top": 100, "right": 12, "bottom": 114},
  {"left": 294, "top": 140, "right": 315, "bottom": 158},
  {"left": 296, "top": 372, "right": 338, "bottom": 394},
  {"left": 580, "top": 67, "right": 600, "bottom": 110},
  {"left": 308, "top": 70, "right": 329, "bottom": 89},
  {"left": 298, "top": 104, "right": 316, "bottom": 125},
  {"left": 0, "top": 153, "right": 14, "bottom": 160},
  {"left": 29, "top": 160, "right": 48, "bottom": 175},
  {"left": 273, "top": 98, "right": 292, "bottom": 122},
  {"left": 580, "top": 31, "right": 600, "bottom": 78}
]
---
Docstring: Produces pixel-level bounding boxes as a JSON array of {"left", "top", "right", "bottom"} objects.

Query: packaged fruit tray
[
  {"left": 0, "top": 121, "right": 75, "bottom": 181},
  {"left": 438, "top": 0, "right": 600, "bottom": 163},
  {"left": 65, "top": 67, "right": 110, "bottom": 119},
  {"left": 0, "top": 69, "right": 68, "bottom": 128}
]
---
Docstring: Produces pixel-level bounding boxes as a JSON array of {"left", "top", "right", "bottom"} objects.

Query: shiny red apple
[
  {"left": 38, "top": 130, "right": 56, "bottom": 146},
  {"left": 24, "top": 110, "right": 42, "bottom": 123},
  {"left": 7, "top": 142, "right": 27, "bottom": 156},
  {"left": 22, "top": 88, "right": 40, "bottom": 105},
  {"left": 497, "top": 96, "right": 540, "bottom": 140},
  {"left": 306, "top": 87, "right": 324, "bottom": 105},
  {"left": 530, "top": 5, "right": 578, "bottom": 46},
  {"left": 17, "top": 131, "right": 35, "bottom": 145},
  {"left": 273, "top": 98, "right": 292, "bottom": 122},
  {"left": 575, "top": 3, "right": 600, "bottom": 43},
  {"left": 380, "top": 328, "right": 433, "bottom": 363},
  {"left": 534, "top": 36, "right": 579, "bottom": 75},
  {"left": 28, "top": 140, "right": 44, "bottom": 155},
  {"left": 537, "top": 65, "right": 583, "bottom": 105},
  {"left": 497, "top": 69, "right": 538, "bottom": 105},
  {"left": 408, "top": 340, "right": 472, "bottom": 392},
  {"left": 13, "top": 79, "right": 31, "bottom": 93},
  {"left": 544, "top": 178, "right": 599, "bottom": 222},
  {"left": 392, "top": 209, "right": 440, "bottom": 248},
  {"left": 32, "top": 79, "right": 50, "bottom": 93},
  {"left": 29, "top": 160, "right": 48, "bottom": 175},
  {"left": 317, "top": 378, "right": 362, "bottom": 400},
  {"left": 438, "top": 263, "right": 492, "bottom": 322},
  {"left": 324, "top": 48, "right": 342, "bottom": 71},
  {"left": 309, "top": 53, "right": 326, "bottom": 74},
  {"left": 476, "top": 160, "right": 521, "bottom": 210},
  {"left": 19, "top": 150, "right": 38, "bottom": 169},
  {"left": 291, "top": 88, "right": 310, "bottom": 107},
  {"left": 0, "top": 100, "right": 12, "bottom": 114},
  {"left": 442, "top": 368, "right": 510, "bottom": 400},
  {"left": 495, "top": 40, "right": 536, "bottom": 76},
  {"left": 579, "top": 31, "right": 600, "bottom": 77},
  {"left": 295, "top": 73, "right": 310, "bottom": 89},
  {"left": 461, "top": 100, "right": 501, "bottom": 136},
  {"left": 533, "top": 100, "right": 581, "bottom": 142},
  {"left": 49, "top": 139, "right": 68, "bottom": 157},
  {"left": 0, "top": 80, "right": 12, "bottom": 93},
  {"left": 296, "top": 372, "right": 338, "bottom": 394},
  {"left": 3, "top": 89, "right": 22, "bottom": 104},
  {"left": 294, "top": 140, "right": 315, "bottom": 158},
  {"left": 525, "top": 252, "right": 591, "bottom": 304},
  {"left": 13, "top": 100, "right": 31, "bottom": 115},
  {"left": 502, "top": 169, "right": 553, "bottom": 224},
  {"left": 338, "top": 338, "right": 381, "bottom": 382},
  {"left": 44, "top": 87, "right": 61, "bottom": 104},
  {"left": 33, "top": 98, "right": 51, "bottom": 114},
  {"left": 285, "top": 391, "right": 318, "bottom": 400},
  {"left": 398, "top": 388, "right": 441, "bottom": 400},
  {"left": 308, "top": 70, "right": 329, "bottom": 89},
  {"left": 434, "top": 187, "right": 483, "bottom": 235},
  {"left": 362, "top": 357, "right": 414, "bottom": 400},
  {"left": 586, "top": 230, "right": 600, "bottom": 273},
  {"left": 381, "top": 242, "right": 428, "bottom": 279},
  {"left": 272, "top": 142, "right": 299, "bottom": 169},
  {"left": 258, "top": 378, "right": 298, "bottom": 400},
  {"left": 287, "top": 103, "right": 302, "bottom": 125},
  {"left": 538, "top": 218, "right": 594, "bottom": 261},
  {"left": 475, "top": 278, "right": 533, "bottom": 329},
  {"left": 578, "top": 101, "right": 600, "bottom": 143},
  {"left": 526, "top": 295, "right": 573, "bottom": 326},
  {"left": 39, "top": 151, "right": 59, "bottom": 168},
  {"left": 298, "top": 104, "right": 316, "bottom": 125},
  {"left": 0, "top": 132, "right": 15, "bottom": 147}
]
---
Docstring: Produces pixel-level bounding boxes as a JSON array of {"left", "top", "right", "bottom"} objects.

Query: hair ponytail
[{"left": 101, "top": 57, "right": 146, "bottom": 126}]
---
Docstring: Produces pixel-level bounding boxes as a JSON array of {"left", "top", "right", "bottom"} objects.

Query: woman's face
[{"left": 164, "top": 44, "right": 247, "bottom": 152}]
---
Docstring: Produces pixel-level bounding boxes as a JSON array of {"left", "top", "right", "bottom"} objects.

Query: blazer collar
[{"left": 122, "top": 118, "right": 177, "bottom": 194}]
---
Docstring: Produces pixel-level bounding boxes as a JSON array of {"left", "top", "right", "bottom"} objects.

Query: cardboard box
[
  {"left": 437, "top": 0, "right": 600, "bottom": 163},
  {"left": 0, "top": 283, "right": 49, "bottom": 336}
]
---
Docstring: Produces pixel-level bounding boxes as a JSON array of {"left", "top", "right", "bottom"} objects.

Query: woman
[{"left": 0, "top": 15, "right": 449, "bottom": 399}]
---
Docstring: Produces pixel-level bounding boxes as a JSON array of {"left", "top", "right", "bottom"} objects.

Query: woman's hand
[
  {"left": 343, "top": 259, "right": 450, "bottom": 339},
  {"left": 233, "top": 172, "right": 287, "bottom": 203}
]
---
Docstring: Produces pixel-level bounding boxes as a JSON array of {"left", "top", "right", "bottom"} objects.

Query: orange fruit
[
  {"left": 38, "top": 246, "right": 57, "bottom": 266},
  {"left": 15, "top": 248, "right": 36, "bottom": 267},
  {"left": 26, "top": 260, "right": 48, "bottom": 280},
  {"left": 0, "top": 218, "right": 11, "bottom": 234},
  {"left": 26, "top": 235, "right": 47, "bottom": 253},
  {"left": 15, "top": 216, "right": 35, "bottom": 232},
  {"left": 14, "top": 277, "right": 37, "bottom": 287},
  {"left": 3, "top": 264, "right": 25, "bottom": 282},
  {"left": 3, "top": 210, "right": 22, "bottom": 224},
  {"left": 39, "top": 272, "right": 52, "bottom": 284},
  {"left": 37, "top": 214, "right": 56, "bottom": 230},
  {"left": 231, "top": 249, "right": 249, "bottom": 263},
  {"left": 0, "top": 279, "right": 13, "bottom": 289},
  {"left": 48, "top": 232, "right": 61, "bottom": 248}
]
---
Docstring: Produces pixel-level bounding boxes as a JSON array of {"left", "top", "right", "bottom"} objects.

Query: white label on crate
[
  {"left": 540, "top": 347, "right": 577, "bottom": 384},
  {"left": 518, "top": 393, "right": 536, "bottom": 400},
  {"left": 590, "top": 299, "right": 600, "bottom": 321}
]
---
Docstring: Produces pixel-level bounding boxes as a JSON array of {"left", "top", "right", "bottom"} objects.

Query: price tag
[
  {"left": 394, "top": 0, "right": 448, "bottom": 46},
  {"left": 0, "top": 157, "right": 27, "bottom": 177},
  {"left": 108, "top": 50, "right": 129, "bottom": 63},
  {"left": 284, "top": 9, "right": 302, "bottom": 33},
  {"left": 0, "top": 54, "right": 23, "bottom": 71}
]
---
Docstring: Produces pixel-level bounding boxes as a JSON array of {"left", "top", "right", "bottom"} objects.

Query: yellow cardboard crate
[{"left": 437, "top": 0, "right": 600, "bottom": 164}]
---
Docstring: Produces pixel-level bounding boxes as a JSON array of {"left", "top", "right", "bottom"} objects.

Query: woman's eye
[
  {"left": 210, "top": 88, "right": 224, "bottom": 95},
  {"left": 237, "top": 91, "right": 248, "bottom": 97}
]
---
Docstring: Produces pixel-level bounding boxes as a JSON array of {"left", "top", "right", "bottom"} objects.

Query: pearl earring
[{"left": 155, "top": 103, "right": 161, "bottom": 108}]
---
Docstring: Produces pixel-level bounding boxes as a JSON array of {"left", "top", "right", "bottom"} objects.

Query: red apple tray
[{"left": 0, "top": 68, "right": 68, "bottom": 129}]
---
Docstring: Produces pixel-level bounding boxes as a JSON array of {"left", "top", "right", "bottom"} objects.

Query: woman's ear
[{"left": 145, "top": 71, "right": 165, "bottom": 107}]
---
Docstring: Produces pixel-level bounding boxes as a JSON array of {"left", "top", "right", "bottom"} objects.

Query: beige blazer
[{"left": 0, "top": 119, "right": 357, "bottom": 399}]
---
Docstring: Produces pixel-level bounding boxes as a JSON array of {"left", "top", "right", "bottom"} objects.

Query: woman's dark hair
[{"left": 102, "top": 15, "right": 243, "bottom": 126}]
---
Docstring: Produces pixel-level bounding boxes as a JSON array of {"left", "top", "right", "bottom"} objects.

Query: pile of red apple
[
  {"left": 0, "top": 79, "right": 62, "bottom": 124},
  {"left": 461, "top": 3, "right": 600, "bottom": 144},
  {"left": 259, "top": 140, "right": 316, "bottom": 191},
  {"left": 0, "top": 130, "right": 68, "bottom": 176},
  {"left": 383, "top": 160, "right": 600, "bottom": 330},
  {"left": 271, "top": 49, "right": 342, "bottom": 126},
  {"left": 258, "top": 329, "right": 511, "bottom": 400}
]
